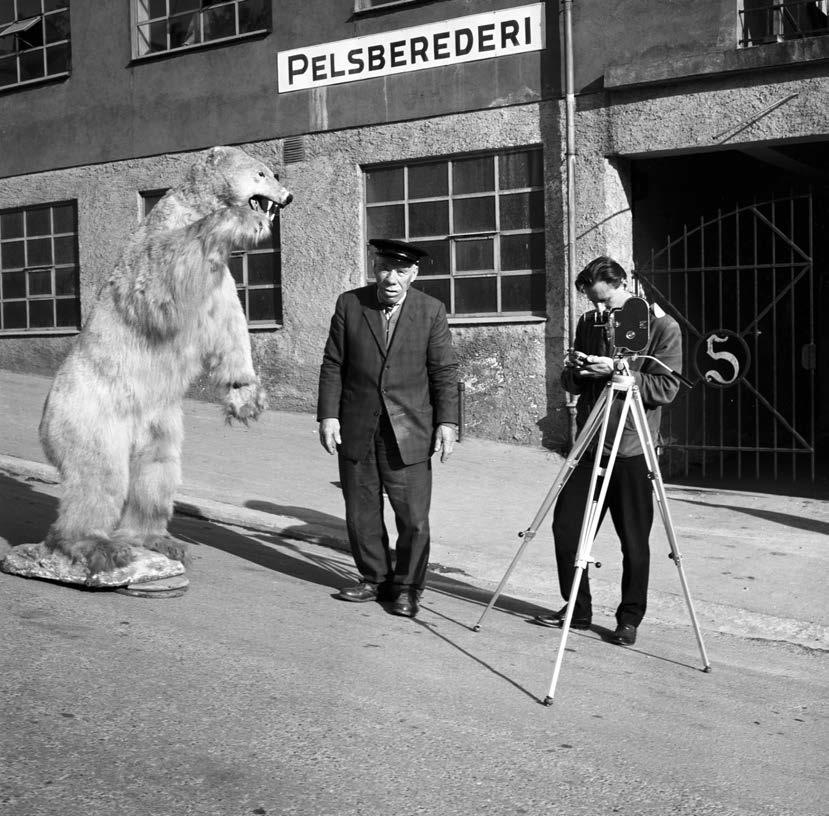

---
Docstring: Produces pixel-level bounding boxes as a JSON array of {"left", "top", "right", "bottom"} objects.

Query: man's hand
[
  {"left": 319, "top": 418, "right": 341, "bottom": 455},
  {"left": 575, "top": 355, "right": 614, "bottom": 378},
  {"left": 433, "top": 423, "right": 456, "bottom": 463}
]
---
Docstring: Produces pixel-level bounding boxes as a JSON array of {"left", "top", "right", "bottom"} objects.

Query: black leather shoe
[
  {"left": 533, "top": 606, "right": 591, "bottom": 630},
  {"left": 391, "top": 591, "right": 419, "bottom": 618},
  {"left": 336, "top": 581, "right": 378, "bottom": 602},
  {"left": 608, "top": 623, "right": 637, "bottom": 645}
]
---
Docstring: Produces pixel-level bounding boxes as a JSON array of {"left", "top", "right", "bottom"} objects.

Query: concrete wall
[
  {"left": 0, "top": 0, "right": 557, "bottom": 178},
  {"left": 0, "top": 102, "right": 571, "bottom": 447}
]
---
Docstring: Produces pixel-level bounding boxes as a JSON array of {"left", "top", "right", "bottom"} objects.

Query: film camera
[{"left": 568, "top": 296, "right": 651, "bottom": 368}]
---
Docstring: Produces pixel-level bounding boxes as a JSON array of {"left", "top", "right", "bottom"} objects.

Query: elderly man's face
[{"left": 374, "top": 256, "right": 418, "bottom": 304}]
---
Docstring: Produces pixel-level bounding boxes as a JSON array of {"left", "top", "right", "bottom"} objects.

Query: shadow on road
[
  {"left": 0, "top": 470, "right": 56, "bottom": 554},
  {"left": 673, "top": 497, "right": 829, "bottom": 536}
]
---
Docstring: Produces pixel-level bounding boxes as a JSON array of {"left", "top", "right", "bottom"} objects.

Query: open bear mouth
[{"left": 249, "top": 195, "right": 278, "bottom": 223}]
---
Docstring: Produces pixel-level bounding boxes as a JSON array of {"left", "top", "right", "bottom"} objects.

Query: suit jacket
[{"left": 317, "top": 284, "right": 459, "bottom": 464}]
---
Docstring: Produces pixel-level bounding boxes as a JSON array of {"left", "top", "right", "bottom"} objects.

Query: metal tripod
[{"left": 473, "top": 357, "right": 711, "bottom": 705}]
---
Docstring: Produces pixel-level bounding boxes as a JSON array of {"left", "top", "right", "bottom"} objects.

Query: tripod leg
[
  {"left": 473, "top": 387, "right": 614, "bottom": 631},
  {"left": 629, "top": 391, "right": 711, "bottom": 672},
  {"left": 544, "top": 387, "right": 635, "bottom": 705}
]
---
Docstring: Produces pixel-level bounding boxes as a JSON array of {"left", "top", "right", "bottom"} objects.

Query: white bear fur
[{"left": 39, "top": 146, "right": 292, "bottom": 575}]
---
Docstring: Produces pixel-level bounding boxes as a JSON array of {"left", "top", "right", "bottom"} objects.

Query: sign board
[{"left": 277, "top": 3, "right": 545, "bottom": 93}]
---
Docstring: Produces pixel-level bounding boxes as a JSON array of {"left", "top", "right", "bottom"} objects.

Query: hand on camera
[{"left": 576, "top": 355, "right": 614, "bottom": 378}]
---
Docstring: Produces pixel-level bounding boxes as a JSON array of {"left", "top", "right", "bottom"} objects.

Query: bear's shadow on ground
[{"left": 0, "top": 470, "right": 548, "bottom": 625}]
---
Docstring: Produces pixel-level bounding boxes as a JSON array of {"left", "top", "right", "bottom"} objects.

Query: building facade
[{"left": 0, "top": 0, "right": 826, "bottom": 484}]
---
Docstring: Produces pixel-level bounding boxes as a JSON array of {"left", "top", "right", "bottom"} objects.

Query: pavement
[{"left": 1, "top": 368, "right": 827, "bottom": 652}]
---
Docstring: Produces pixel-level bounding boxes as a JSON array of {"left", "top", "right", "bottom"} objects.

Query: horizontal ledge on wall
[
  {"left": 0, "top": 328, "right": 79, "bottom": 337},
  {"left": 604, "top": 37, "right": 829, "bottom": 90},
  {"left": 248, "top": 323, "right": 283, "bottom": 332},
  {"left": 448, "top": 315, "right": 547, "bottom": 326}
]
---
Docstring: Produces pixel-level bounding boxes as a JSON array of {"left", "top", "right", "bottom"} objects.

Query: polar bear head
[{"left": 180, "top": 145, "right": 293, "bottom": 222}]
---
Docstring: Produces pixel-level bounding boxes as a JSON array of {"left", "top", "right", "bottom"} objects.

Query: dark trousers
[
  {"left": 552, "top": 454, "right": 653, "bottom": 627},
  {"left": 338, "top": 413, "right": 432, "bottom": 593}
]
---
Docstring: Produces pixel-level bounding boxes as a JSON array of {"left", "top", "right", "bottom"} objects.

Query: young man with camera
[{"left": 534, "top": 255, "right": 683, "bottom": 645}]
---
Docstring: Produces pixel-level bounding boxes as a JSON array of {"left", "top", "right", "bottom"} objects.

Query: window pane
[
  {"left": 366, "top": 204, "right": 404, "bottom": 238},
  {"left": 455, "top": 276, "right": 497, "bottom": 314},
  {"left": 29, "top": 299, "right": 54, "bottom": 328},
  {"left": 248, "top": 288, "right": 279, "bottom": 322},
  {"left": 28, "top": 268, "right": 52, "bottom": 295},
  {"left": 26, "top": 208, "right": 51, "bottom": 236},
  {"left": 411, "top": 239, "right": 448, "bottom": 276},
  {"left": 366, "top": 167, "right": 404, "bottom": 203},
  {"left": 500, "top": 190, "right": 544, "bottom": 230},
  {"left": 408, "top": 163, "right": 447, "bottom": 199},
  {"left": 170, "top": 13, "right": 198, "bottom": 47},
  {"left": 2, "top": 240, "right": 24, "bottom": 268},
  {"left": 2, "top": 270, "right": 25, "bottom": 297},
  {"left": 453, "top": 157, "right": 494, "bottom": 194},
  {"left": 55, "top": 296, "right": 79, "bottom": 327},
  {"left": 453, "top": 196, "right": 495, "bottom": 233},
  {"left": 27, "top": 237, "right": 52, "bottom": 266},
  {"left": 204, "top": 6, "right": 237, "bottom": 41},
  {"left": 455, "top": 238, "right": 493, "bottom": 272},
  {"left": 21, "top": 18, "right": 45, "bottom": 49},
  {"left": 18, "top": 0, "right": 42, "bottom": 17},
  {"left": 499, "top": 150, "right": 543, "bottom": 190},
  {"left": 0, "top": 56, "right": 17, "bottom": 87},
  {"left": 228, "top": 254, "right": 244, "bottom": 284},
  {"left": 501, "top": 273, "right": 546, "bottom": 312},
  {"left": 54, "top": 266, "right": 77, "bottom": 295},
  {"left": 45, "top": 0, "right": 70, "bottom": 12},
  {"left": 247, "top": 252, "right": 276, "bottom": 286},
  {"left": 171, "top": 0, "right": 200, "bottom": 13},
  {"left": 413, "top": 277, "right": 449, "bottom": 311},
  {"left": 149, "top": 0, "right": 168, "bottom": 17},
  {"left": 501, "top": 233, "right": 544, "bottom": 270},
  {"left": 0, "top": 0, "right": 13, "bottom": 25},
  {"left": 239, "top": 0, "right": 270, "bottom": 31},
  {"left": 46, "top": 42, "right": 69, "bottom": 73},
  {"left": 149, "top": 20, "right": 168, "bottom": 51},
  {"left": 3, "top": 300, "right": 26, "bottom": 329},
  {"left": 1, "top": 210, "right": 23, "bottom": 239},
  {"left": 19, "top": 48, "right": 44, "bottom": 81},
  {"left": 409, "top": 201, "right": 447, "bottom": 238},
  {"left": 45, "top": 10, "right": 70, "bottom": 42},
  {"left": 53, "top": 236, "right": 76, "bottom": 264}
]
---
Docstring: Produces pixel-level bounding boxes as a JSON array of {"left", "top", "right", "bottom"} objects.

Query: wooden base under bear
[{"left": 0, "top": 541, "right": 186, "bottom": 595}]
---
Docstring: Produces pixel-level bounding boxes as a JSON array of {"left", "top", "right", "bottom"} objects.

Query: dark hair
[{"left": 575, "top": 256, "right": 627, "bottom": 291}]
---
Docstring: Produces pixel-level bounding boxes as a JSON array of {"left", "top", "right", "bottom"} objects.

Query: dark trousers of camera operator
[{"left": 552, "top": 453, "right": 653, "bottom": 627}]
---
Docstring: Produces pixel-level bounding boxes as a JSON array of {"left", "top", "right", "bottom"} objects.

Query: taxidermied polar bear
[{"left": 39, "top": 145, "right": 292, "bottom": 575}]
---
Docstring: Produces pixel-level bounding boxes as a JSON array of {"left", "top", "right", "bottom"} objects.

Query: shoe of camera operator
[
  {"left": 336, "top": 581, "right": 379, "bottom": 602},
  {"left": 391, "top": 590, "right": 420, "bottom": 618},
  {"left": 533, "top": 606, "right": 592, "bottom": 630},
  {"left": 607, "top": 623, "right": 637, "bottom": 646}
]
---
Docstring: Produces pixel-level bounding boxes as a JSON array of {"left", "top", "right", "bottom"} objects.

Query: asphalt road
[{"left": 1, "top": 472, "right": 826, "bottom": 816}]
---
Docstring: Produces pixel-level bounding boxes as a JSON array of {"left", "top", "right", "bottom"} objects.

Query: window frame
[
  {"left": 363, "top": 148, "right": 547, "bottom": 321},
  {"left": 0, "top": 199, "right": 80, "bottom": 335},
  {"left": 353, "top": 0, "right": 424, "bottom": 12},
  {"left": 140, "top": 188, "right": 283, "bottom": 328},
  {"left": 130, "top": 0, "right": 271, "bottom": 61},
  {"left": 0, "top": 0, "right": 71, "bottom": 93}
]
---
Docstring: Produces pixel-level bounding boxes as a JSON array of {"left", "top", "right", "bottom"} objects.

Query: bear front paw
[{"left": 224, "top": 381, "right": 268, "bottom": 424}]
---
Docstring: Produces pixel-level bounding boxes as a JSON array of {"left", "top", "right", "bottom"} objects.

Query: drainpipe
[{"left": 562, "top": 0, "right": 578, "bottom": 445}]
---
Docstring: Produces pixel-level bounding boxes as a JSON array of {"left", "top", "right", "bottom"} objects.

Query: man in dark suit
[{"left": 317, "top": 238, "right": 459, "bottom": 618}]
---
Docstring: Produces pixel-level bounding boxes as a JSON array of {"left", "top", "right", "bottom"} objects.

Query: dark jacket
[
  {"left": 562, "top": 302, "right": 682, "bottom": 457},
  {"left": 317, "top": 285, "right": 459, "bottom": 464}
]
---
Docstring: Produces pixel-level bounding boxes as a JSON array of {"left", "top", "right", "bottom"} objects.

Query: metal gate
[{"left": 635, "top": 192, "right": 816, "bottom": 482}]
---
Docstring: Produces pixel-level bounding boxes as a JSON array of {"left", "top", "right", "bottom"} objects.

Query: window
[
  {"left": 739, "top": 1, "right": 829, "bottom": 47},
  {"left": 142, "top": 189, "right": 282, "bottom": 326},
  {"left": 354, "top": 0, "right": 422, "bottom": 11},
  {"left": 133, "top": 0, "right": 270, "bottom": 58},
  {"left": 364, "top": 148, "right": 545, "bottom": 317},
  {"left": 0, "top": 0, "right": 70, "bottom": 91},
  {"left": 0, "top": 201, "right": 79, "bottom": 332}
]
